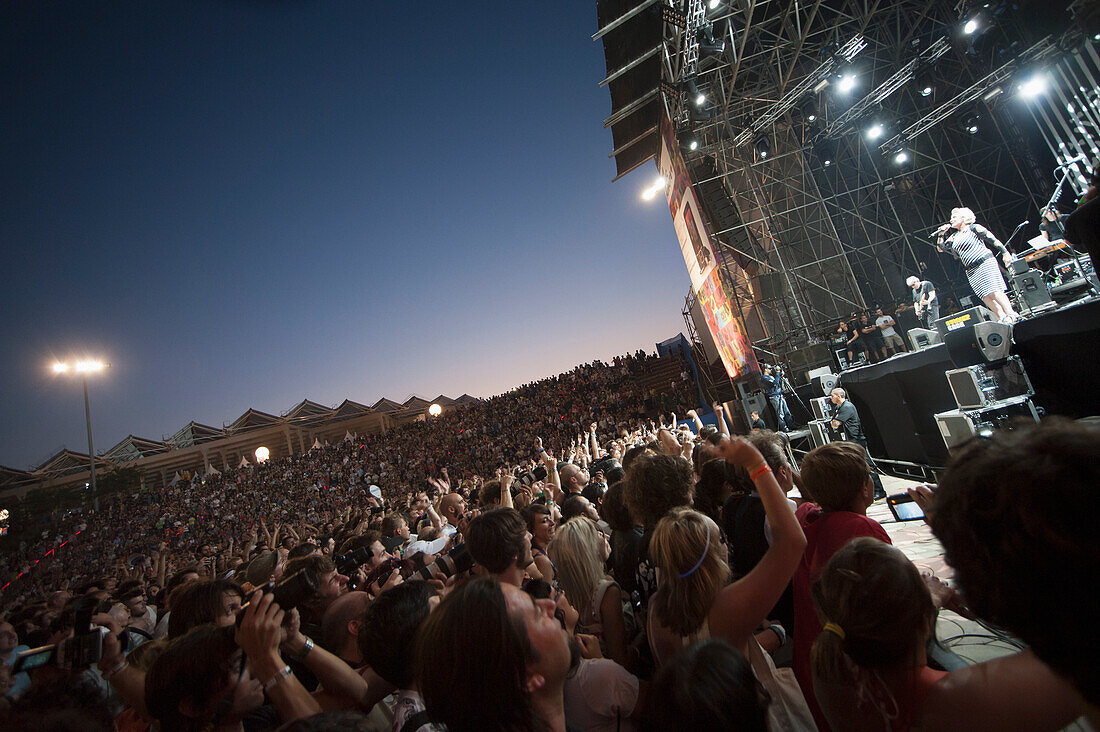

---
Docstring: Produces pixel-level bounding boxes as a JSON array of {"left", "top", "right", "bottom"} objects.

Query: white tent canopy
[
  {"left": 238, "top": 456, "right": 251, "bottom": 468},
  {"left": 204, "top": 463, "right": 221, "bottom": 477},
  {"left": 310, "top": 438, "right": 323, "bottom": 451},
  {"left": 168, "top": 471, "right": 182, "bottom": 487}
]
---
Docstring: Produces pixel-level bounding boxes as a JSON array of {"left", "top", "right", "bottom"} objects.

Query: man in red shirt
[{"left": 791, "top": 441, "right": 892, "bottom": 730}]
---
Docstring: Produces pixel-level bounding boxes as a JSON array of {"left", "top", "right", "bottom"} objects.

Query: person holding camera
[{"left": 761, "top": 364, "right": 794, "bottom": 433}]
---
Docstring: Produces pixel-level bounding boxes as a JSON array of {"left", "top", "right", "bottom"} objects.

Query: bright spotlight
[
  {"left": 919, "top": 85, "right": 933, "bottom": 97},
  {"left": 428, "top": 403, "right": 442, "bottom": 417},
  {"left": 52, "top": 362, "right": 68, "bottom": 373},
  {"left": 75, "top": 360, "right": 105, "bottom": 373},
  {"left": 255, "top": 446, "right": 270, "bottom": 463},
  {"left": 866, "top": 123, "right": 885, "bottom": 140},
  {"left": 963, "top": 18, "right": 979, "bottom": 34},
  {"left": 1018, "top": 74, "right": 1047, "bottom": 98},
  {"left": 893, "top": 150, "right": 909, "bottom": 164},
  {"left": 823, "top": 158, "right": 832, "bottom": 167},
  {"left": 689, "top": 139, "right": 699, "bottom": 151},
  {"left": 837, "top": 74, "right": 857, "bottom": 93},
  {"left": 694, "top": 92, "right": 706, "bottom": 106},
  {"left": 708, "top": 0, "right": 720, "bottom": 8}
]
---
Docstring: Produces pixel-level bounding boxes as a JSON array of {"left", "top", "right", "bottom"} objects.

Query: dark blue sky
[{"left": 0, "top": 1, "right": 689, "bottom": 469}]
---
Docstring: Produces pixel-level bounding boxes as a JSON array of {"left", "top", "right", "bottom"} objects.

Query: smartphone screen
[
  {"left": 887, "top": 494, "right": 925, "bottom": 521},
  {"left": 13, "top": 645, "right": 56, "bottom": 673}
]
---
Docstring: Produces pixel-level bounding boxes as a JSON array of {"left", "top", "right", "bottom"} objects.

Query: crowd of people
[{"left": 0, "top": 348, "right": 1096, "bottom": 731}]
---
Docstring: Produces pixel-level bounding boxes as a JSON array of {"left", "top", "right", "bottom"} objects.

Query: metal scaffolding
[{"left": 596, "top": 0, "right": 1087, "bottom": 360}]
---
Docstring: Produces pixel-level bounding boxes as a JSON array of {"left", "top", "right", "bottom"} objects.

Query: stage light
[
  {"left": 964, "top": 115, "right": 980, "bottom": 134},
  {"left": 799, "top": 97, "right": 819, "bottom": 123},
  {"left": 75, "top": 360, "right": 105, "bottom": 373},
  {"left": 1018, "top": 74, "right": 1047, "bottom": 98},
  {"left": 255, "top": 446, "right": 270, "bottom": 463},
  {"left": 837, "top": 74, "right": 857, "bottom": 93},
  {"left": 428, "top": 403, "right": 442, "bottom": 417},
  {"left": 689, "top": 138, "right": 699, "bottom": 150},
  {"left": 708, "top": 0, "right": 720, "bottom": 8},
  {"left": 982, "top": 86, "right": 1003, "bottom": 102},
  {"left": 866, "top": 123, "right": 885, "bottom": 140},
  {"left": 823, "top": 158, "right": 832, "bottom": 167},
  {"left": 893, "top": 149, "right": 909, "bottom": 164},
  {"left": 52, "top": 362, "right": 68, "bottom": 373},
  {"left": 754, "top": 135, "right": 771, "bottom": 159},
  {"left": 963, "top": 18, "right": 979, "bottom": 34},
  {"left": 695, "top": 92, "right": 706, "bottom": 106}
]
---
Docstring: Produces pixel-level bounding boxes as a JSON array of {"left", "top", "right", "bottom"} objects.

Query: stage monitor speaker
[
  {"left": 807, "top": 365, "right": 833, "bottom": 382},
  {"left": 1009, "top": 258, "right": 1030, "bottom": 275},
  {"left": 810, "top": 374, "right": 837, "bottom": 395},
  {"left": 810, "top": 396, "right": 833, "bottom": 421},
  {"left": 943, "top": 321, "right": 1012, "bottom": 367},
  {"left": 741, "top": 392, "right": 769, "bottom": 427},
  {"left": 908, "top": 328, "right": 941, "bottom": 351},
  {"left": 808, "top": 419, "right": 834, "bottom": 448},
  {"left": 1013, "top": 270, "right": 1054, "bottom": 311},
  {"left": 934, "top": 305, "right": 995, "bottom": 340}
]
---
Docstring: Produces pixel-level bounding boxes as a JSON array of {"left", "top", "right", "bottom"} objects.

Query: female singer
[{"left": 936, "top": 207, "right": 1021, "bottom": 324}]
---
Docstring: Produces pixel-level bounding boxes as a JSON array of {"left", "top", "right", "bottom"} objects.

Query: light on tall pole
[{"left": 52, "top": 359, "right": 109, "bottom": 511}]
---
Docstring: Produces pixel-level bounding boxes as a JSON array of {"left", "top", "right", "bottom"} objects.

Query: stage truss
[{"left": 596, "top": 0, "right": 1090, "bottom": 369}]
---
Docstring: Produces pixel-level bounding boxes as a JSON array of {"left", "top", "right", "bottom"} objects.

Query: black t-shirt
[
  {"left": 722, "top": 493, "right": 795, "bottom": 631},
  {"left": 1065, "top": 197, "right": 1100, "bottom": 265},
  {"left": 846, "top": 319, "right": 866, "bottom": 351},
  {"left": 1039, "top": 216, "right": 1065, "bottom": 242}
]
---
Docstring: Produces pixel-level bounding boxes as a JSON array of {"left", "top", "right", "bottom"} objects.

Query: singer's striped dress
[{"left": 942, "top": 224, "right": 1008, "bottom": 298}]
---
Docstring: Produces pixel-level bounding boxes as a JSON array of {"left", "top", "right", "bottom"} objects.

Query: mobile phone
[
  {"left": 887, "top": 493, "right": 925, "bottom": 522},
  {"left": 13, "top": 645, "right": 56, "bottom": 673}
]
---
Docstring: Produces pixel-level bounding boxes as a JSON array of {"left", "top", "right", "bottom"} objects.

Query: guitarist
[{"left": 907, "top": 275, "right": 939, "bottom": 329}]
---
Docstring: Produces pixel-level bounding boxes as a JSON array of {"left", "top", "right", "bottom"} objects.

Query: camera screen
[
  {"left": 15, "top": 647, "right": 54, "bottom": 672},
  {"left": 890, "top": 499, "right": 924, "bottom": 521}
]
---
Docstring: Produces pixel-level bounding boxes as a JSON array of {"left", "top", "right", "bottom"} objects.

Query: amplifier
[
  {"left": 934, "top": 306, "right": 995, "bottom": 340},
  {"left": 945, "top": 356, "right": 1033, "bottom": 409},
  {"left": 935, "top": 395, "right": 1040, "bottom": 451},
  {"left": 810, "top": 396, "right": 833, "bottom": 421},
  {"left": 1012, "top": 269, "right": 1055, "bottom": 313}
]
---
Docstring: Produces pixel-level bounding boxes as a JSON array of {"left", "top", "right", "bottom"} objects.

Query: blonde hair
[
  {"left": 951, "top": 207, "right": 976, "bottom": 225},
  {"left": 650, "top": 508, "right": 730, "bottom": 636},
  {"left": 548, "top": 517, "right": 605, "bottom": 621}
]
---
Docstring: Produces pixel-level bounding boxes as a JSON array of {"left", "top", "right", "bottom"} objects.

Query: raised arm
[
  {"left": 709, "top": 437, "right": 806, "bottom": 650},
  {"left": 281, "top": 615, "right": 395, "bottom": 713},
  {"left": 237, "top": 591, "right": 321, "bottom": 723},
  {"left": 499, "top": 472, "right": 515, "bottom": 510},
  {"left": 686, "top": 409, "right": 703, "bottom": 431},
  {"left": 712, "top": 402, "right": 730, "bottom": 437},
  {"left": 588, "top": 422, "right": 603, "bottom": 460}
]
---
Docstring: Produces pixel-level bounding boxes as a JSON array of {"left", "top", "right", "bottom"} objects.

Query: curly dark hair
[
  {"left": 930, "top": 418, "right": 1100, "bottom": 706},
  {"left": 624, "top": 453, "right": 694, "bottom": 529}
]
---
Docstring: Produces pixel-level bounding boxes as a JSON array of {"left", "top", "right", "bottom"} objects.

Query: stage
[{"left": 835, "top": 297, "right": 1100, "bottom": 469}]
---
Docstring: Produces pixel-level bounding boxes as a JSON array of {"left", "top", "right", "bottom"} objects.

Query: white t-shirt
[
  {"left": 563, "top": 658, "right": 640, "bottom": 732},
  {"left": 875, "top": 315, "right": 898, "bottom": 337}
]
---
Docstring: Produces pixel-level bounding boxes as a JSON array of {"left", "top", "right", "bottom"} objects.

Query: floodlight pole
[{"left": 82, "top": 374, "right": 98, "bottom": 511}]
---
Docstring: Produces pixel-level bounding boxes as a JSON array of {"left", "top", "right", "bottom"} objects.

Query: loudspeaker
[
  {"left": 756, "top": 272, "right": 786, "bottom": 301},
  {"left": 934, "top": 305, "right": 995, "bottom": 340},
  {"left": 741, "top": 392, "right": 769, "bottom": 427},
  {"left": 810, "top": 373, "right": 838, "bottom": 395},
  {"left": 908, "top": 328, "right": 942, "bottom": 350},
  {"left": 943, "top": 321, "right": 1013, "bottom": 366},
  {"left": 1013, "top": 270, "right": 1054, "bottom": 311}
]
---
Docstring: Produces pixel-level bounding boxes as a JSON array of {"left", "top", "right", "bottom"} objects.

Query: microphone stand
[{"left": 1004, "top": 220, "right": 1028, "bottom": 252}]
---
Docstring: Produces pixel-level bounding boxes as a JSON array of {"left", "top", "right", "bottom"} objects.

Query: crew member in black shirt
[{"left": 829, "top": 387, "right": 885, "bottom": 499}]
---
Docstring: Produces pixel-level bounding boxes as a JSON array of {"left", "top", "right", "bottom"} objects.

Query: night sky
[{"left": 0, "top": 1, "right": 689, "bottom": 470}]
